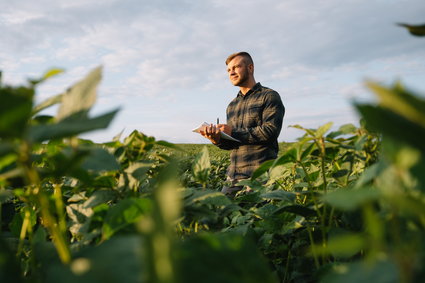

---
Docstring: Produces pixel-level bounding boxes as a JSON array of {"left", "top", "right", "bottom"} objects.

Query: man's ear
[{"left": 248, "top": 64, "right": 254, "bottom": 74}]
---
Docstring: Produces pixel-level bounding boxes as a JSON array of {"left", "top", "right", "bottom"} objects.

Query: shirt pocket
[{"left": 246, "top": 105, "right": 263, "bottom": 126}]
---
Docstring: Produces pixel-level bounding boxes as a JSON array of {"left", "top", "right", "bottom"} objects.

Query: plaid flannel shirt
[{"left": 217, "top": 83, "right": 285, "bottom": 180}]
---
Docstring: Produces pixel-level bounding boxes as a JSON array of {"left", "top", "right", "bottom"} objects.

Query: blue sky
[{"left": 1, "top": 0, "right": 425, "bottom": 143}]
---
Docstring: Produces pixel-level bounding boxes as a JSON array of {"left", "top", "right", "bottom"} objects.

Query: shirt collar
[{"left": 237, "top": 82, "right": 262, "bottom": 97}]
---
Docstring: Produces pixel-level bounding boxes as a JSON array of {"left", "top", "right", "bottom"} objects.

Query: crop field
[{"left": 1, "top": 26, "right": 425, "bottom": 283}]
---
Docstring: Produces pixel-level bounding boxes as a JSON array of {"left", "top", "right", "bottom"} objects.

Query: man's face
[{"left": 227, "top": 56, "right": 251, "bottom": 86}]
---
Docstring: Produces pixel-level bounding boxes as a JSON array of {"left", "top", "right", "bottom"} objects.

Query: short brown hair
[{"left": 225, "top": 51, "right": 254, "bottom": 66}]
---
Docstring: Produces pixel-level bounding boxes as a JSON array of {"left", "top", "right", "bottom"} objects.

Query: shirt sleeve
[
  {"left": 215, "top": 138, "right": 239, "bottom": 150},
  {"left": 231, "top": 91, "right": 285, "bottom": 144}
]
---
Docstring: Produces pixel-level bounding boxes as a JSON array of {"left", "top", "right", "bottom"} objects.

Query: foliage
[{"left": 0, "top": 22, "right": 424, "bottom": 283}]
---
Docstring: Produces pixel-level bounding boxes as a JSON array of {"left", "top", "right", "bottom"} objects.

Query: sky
[{"left": 1, "top": 0, "right": 425, "bottom": 144}]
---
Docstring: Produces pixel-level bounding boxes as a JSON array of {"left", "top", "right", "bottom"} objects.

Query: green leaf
[
  {"left": 327, "top": 123, "right": 357, "bottom": 139},
  {"left": 57, "top": 66, "right": 102, "bottom": 121},
  {"left": 192, "top": 146, "right": 211, "bottom": 186},
  {"left": 186, "top": 190, "right": 232, "bottom": 206},
  {"left": 311, "top": 233, "right": 364, "bottom": 258},
  {"left": 316, "top": 122, "right": 333, "bottom": 138},
  {"left": 356, "top": 104, "right": 425, "bottom": 152},
  {"left": 0, "top": 87, "right": 33, "bottom": 138},
  {"left": 0, "top": 143, "right": 15, "bottom": 158},
  {"left": 44, "top": 236, "right": 144, "bottom": 283},
  {"left": 322, "top": 259, "right": 399, "bottom": 283},
  {"left": 80, "top": 147, "right": 120, "bottom": 172},
  {"left": 290, "top": 124, "right": 316, "bottom": 136},
  {"left": 366, "top": 81, "right": 425, "bottom": 128},
  {"left": 397, "top": 22, "right": 425, "bottom": 37},
  {"left": 251, "top": 159, "right": 274, "bottom": 180},
  {"left": 322, "top": 186, "right": 380, "bottom": 211},
  {"left": 260, "top": 190, "right": 296, "bottom": 202},
  {"left": 29, "top": 68, "right": 65, "bottom": 85},
  {"left": 102, "top": 198, "right": 152, "bottom": 240},
  {"left": 0, "top": 189, "right": 14, "bottom": 203},
  {"left": 300, "top": 142, "right": 315, "bottom": 161},
  {"left": 32, "top": 92, "right": 64, "bottom": 115},
  {"left": 28, "top": 109, "right": 119, "bottom": 143},
  {"left": 175, "top": 233, "right": 278, "bottom": 283},
  {"left": 0, "top": 237, "right": 23, "bottom": 283},
  {"left": 83, "top": 190, "right": 116, "bottom": 209},
  {"left": 272, "top": 148, "right": 296, "bottom": 166},
  {"left": 273, "top": 204, "right": 317, "bottom": 217}
]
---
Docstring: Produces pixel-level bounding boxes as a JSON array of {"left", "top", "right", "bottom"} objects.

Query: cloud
[{"left": 1, "top": 0, "right": 425, "bottom": 143}]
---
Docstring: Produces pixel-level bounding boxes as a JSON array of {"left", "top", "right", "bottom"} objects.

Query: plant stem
[{"left": 16, "top": 206, "right": 31, "bottom": 257}]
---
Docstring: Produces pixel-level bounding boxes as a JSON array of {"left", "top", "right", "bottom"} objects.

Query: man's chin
[{"left": 231, "top": 80, "right": 241, "bottom": 86}]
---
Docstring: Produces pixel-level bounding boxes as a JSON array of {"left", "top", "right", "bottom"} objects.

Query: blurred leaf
[
  {"left": 186, "top": 190, "right": 232, "bottom": 206},
  {"left": 28, "top": 109, "right": 119, "bottom": 143},
  {"left": 175, "top": 233, "right": 278, "bottom": 283},
  {"left": 0, "top": 237, "right": 23, "bottom": 283},
  {"left": 43, "top": 68, "right": 64, "bottom": 79},
  {"left": 29, "top": 68, "right": 65, "bottom": 85},
  {"left": 83, "top": 190, "right": 116, "bottom": 209},
  {"left": 260, "top": 190, "right": 296, "bottom": 202},
  {"left": 0, "top": 87, "right": 33, "bottom": 138},
  {"left": 322, "top": 259, "right": 399, "bottom": 283},
  {"left": 356, "top": 104, "right": 425, "bottom": 152},
  {"left": 332, "top": 169, "right": 349, "bottom": 178},
  {"left": 366, "top": 81, "right": 425, "bottom": 128},
  {"left": 323, "top": 187, "right": 380, "bottom": 211},
  {"left": 192, "top": 146, "right": 211, "bottom": 186},
  {"left": 273, "top": 204, "right": 317, "bottom": 217},
  {"left": 0, "top": 143, "right": 14, "bottom": 158},
  {"left": 397, "top": 22, "right": 425, "bottom": 36},
  {"left": 102, "top": 198, "right": 151, "bottom": 240},
  {"left": 33, "top": 92, "right": 64, "bottom": 115},
  {"left": 80, "top": 147, "right": 120, "bottom": 172},
  {"left": 44, "top": 236, "right": 144, "bottom": 283},
  {"left": 311, "top": 233, "right": 364, "bottom": 258},
  {"left": 290, "top": 124, "right": 316, "bottom": 136},
  {"left": 57, "top": 66, "right": 102, "bottom": 121},
  {"left": 0, "top": 189, "right": 14, "bottom": 203},
  {"left": 156, "top": 140, "right": 183, "bottom": 151}
]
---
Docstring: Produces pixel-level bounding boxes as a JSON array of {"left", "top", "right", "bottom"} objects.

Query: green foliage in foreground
[{"left": 1, "top": 24, "right": 425, "bottom": 282}]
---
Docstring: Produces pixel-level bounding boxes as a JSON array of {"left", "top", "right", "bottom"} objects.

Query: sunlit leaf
[
  {"left": 356, "top": 104, "right": 425, "bottom": 152},
  {"left": 57, "top": 66, "right": 102, "bottom": 120},
  {"left": 33, "top": 92, "right": 64, "bottom": 115},
  {"left": 316, "top": 122, "right": 333, "bottom": 138},
  {"left": 192, "top": 146, "right": 211, "bottom": 187},
  {"left": 366, "top": 81, "right": 425, "bottom": 128}
]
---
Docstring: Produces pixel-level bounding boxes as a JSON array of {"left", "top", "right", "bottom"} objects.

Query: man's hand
[
  {"left": 217, "top": 124, "right": 232, "bottom": 135},
  {"left": 200, "top": 124, "right": 221, "bottom": 144}
]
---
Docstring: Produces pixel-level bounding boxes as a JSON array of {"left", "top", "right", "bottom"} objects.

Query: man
[{"left": 200, "top": 51, "right": 285, "bottom": 196}]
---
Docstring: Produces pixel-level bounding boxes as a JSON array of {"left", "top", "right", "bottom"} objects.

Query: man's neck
[{"left": 239, "top": 80, "right": 257, "bottom": 95}]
